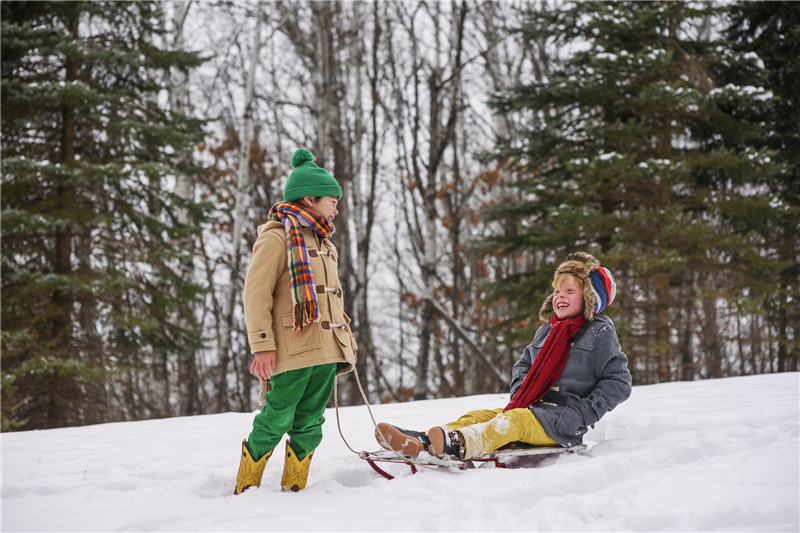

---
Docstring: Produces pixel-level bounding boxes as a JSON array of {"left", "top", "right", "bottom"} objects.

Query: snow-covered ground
[{"left": 3, "top": 373, "right": 798, "bottom": 532}]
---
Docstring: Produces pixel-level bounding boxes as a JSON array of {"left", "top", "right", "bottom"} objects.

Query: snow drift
[{"left": 3, "top": 373, "right": 798, "bottom": 532}]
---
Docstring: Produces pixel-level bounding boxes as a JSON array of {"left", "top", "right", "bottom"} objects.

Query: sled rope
[{"left": 334, "top": 372, "right": 439, "bottom": 472}]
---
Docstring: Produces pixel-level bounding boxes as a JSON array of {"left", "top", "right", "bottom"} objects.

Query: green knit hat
[{"left": 283, "top": 149, "right": 342, "bottom": 202}]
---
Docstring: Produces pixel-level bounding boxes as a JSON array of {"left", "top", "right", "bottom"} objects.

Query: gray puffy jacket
[{"left": 509, "top": 315, "right": 632, "bottom": 447}]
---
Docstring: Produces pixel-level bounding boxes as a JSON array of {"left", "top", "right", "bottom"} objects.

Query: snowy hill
[{"left": 3, "top": 373, "right": 799, "bottom": 532}]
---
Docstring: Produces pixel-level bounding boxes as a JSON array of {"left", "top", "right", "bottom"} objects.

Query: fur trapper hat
[{"left": 539, "top": 251, "right": 617, "bottom": 322}]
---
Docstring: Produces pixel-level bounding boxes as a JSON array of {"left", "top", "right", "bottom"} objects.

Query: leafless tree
[{"left": 213, "top": 1, "right": 265, "bottom": 412}]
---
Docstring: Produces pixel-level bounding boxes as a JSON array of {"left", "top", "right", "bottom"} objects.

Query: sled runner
[{"left": 359, "top": 443, "right": 587, "bottom": 480}]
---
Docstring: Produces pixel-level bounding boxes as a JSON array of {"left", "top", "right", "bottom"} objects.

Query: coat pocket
[
  {"left": 280, "top": 314, "right": 322, "bottom": 355},
  {"left": 332, "top": 325, "right": 352, "bottom": 350},
  {"left": 554, "top": 394, "right": 588, "bottom": 438},
  {"left": 331, "top": 323, "right": 356, "bottom": 375}
]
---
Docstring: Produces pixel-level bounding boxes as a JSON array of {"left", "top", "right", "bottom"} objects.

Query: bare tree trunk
[
  {"left": 216, "top": 1, "right": 264, "bottom": 412},
  {"left": 410, "top": 1, "right": 467, "bottom": 400},
  {"left": 162, "top": 0, "right": 201, "bottom": 416},
  {"left": 412, "top": 5, "right": 438, "bottom": 400},
  {"left": 350, "top": 1, "right": 379, "bottom": 401},
  {"left": 308, "top": 1, "right": 354, "bottom": 403},
  {"left": 476, "top": 1, "right": 553, "bottom": 393},
  {"left": 479, "top": 1, "right": 511, "bottom": 142},
  {"left": 276, "top": 1, "right": 370, "bottom": 405},
  {"left": 655, "top": 271, "right": 672, "bottom": 383},
  {"left": 701, "top": 294, "right": 722, "bottom": 378},
  {"left": 678, "top": 287, "right": 695, "bottom": 382},
  {"left": 777, "top": 214, "right": 799, "bottom": 372},
  {"left": 428, "top": 298, "right": 507, "bottom": 384}
]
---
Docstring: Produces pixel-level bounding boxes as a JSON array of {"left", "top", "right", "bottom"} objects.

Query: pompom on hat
[
  {"left": 283, "top": 148, "right": 342, "bottom": 202},
  {"left": 539, "top": 252, "right": 617, "bottom": 322}
]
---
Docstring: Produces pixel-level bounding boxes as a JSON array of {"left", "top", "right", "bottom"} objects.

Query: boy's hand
[{"left": 250, "top": 350, "right": 277, "bottom": 381}]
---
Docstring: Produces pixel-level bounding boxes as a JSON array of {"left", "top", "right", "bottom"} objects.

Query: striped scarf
[{"left": 268, "top": 202, "right": 335, "bottom": 331}]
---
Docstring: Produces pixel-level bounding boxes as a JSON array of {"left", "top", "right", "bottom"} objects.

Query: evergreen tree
[
  {"left": 481, "top": 1, "right": 782, "bottom": 383},
  {"left": 1, "top": 1, "right": 209, "bottom": 430},
  {"left": 726, "top": 1, "right": 800, "bottom": 373}
]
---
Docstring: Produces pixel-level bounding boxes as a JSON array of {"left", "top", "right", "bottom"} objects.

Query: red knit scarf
[{"left": 504, "top": 314, "right": 586, "bottom": 412}]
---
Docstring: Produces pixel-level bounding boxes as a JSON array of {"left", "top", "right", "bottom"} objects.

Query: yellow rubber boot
[
  {"left": 280, "top": 441, "right": 314, "bottom": 492},
  {"left": 234, "top": 440, "right": 272, "bottom": 495}
]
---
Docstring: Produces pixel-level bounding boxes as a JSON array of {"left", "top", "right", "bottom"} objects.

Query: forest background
[{"left": 2, "top": 0, "right": 798, "bottom": 431}]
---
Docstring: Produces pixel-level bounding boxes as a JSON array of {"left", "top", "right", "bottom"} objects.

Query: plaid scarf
[
  {"left": 504, "top": 314, "right": 586, "bottom": 411},
  {"left": 268, "top": 202, "right": 335, "bottom": 331}
]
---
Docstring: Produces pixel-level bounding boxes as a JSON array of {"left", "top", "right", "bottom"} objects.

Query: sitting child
[{"left": 375, "top": 252, "right": 632, "bottom": 459}]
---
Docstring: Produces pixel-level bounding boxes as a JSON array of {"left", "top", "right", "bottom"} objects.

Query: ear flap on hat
[
  {"left": 582, "top": 281, "right": 596, "bottom": 322},
  {"left": 539, "top": 293, "right": 555, "bottom": 323}
]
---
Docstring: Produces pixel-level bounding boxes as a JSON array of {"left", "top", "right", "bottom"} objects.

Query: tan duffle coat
[{"left": 243, "top": 220, "right": 357, "bottom": 377}]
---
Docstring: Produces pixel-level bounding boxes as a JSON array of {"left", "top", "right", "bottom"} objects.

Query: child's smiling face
[
  {"left": 306, "top": 196, "right": 339, "bottom": 222},
  {"left": 552, "top": 274, "right": 585, "bottom": 320}
]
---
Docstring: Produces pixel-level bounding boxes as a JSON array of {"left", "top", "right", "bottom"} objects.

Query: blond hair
[{"left": 553, "top": 272, "right": 584, "bottom": 291}]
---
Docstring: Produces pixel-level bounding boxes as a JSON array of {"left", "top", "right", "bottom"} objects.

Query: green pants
[{"left": 247, "top": 363, "right": 336, "bottom": 461}]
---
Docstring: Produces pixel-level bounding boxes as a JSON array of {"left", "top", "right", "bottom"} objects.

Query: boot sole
[
  {"left": 375, "top": 423, "right": 424, "bottom": 457},
  {"left": 427, "top": 426, "right": 446, "bottom": 457}
]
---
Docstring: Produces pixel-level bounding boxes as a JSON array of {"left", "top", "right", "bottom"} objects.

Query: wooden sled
[{"left": 359, "top": 443, "right": 587, "bottom": 480}]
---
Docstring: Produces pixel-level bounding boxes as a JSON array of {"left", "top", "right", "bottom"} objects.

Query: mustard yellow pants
[{"left": 443, "top": 408, "right": 559, "bottom": 459}]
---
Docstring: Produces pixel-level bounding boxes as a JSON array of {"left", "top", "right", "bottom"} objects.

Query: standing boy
[{"left": 234, "top": 149, "right": 357, "bottom": 494}]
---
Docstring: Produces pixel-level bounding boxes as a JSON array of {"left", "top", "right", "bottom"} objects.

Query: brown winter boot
[
  {"left": 375, "top": 422, "right": 431, "bottom": 457},
  {"left": 427, "top": 426, "right": 466, "bottom": 459},
  {"left": 280, "top": 441, "right": 314, "bottom": 492},
  {"left": 234, "top": 440, "right": 272, "bottom": 495}
]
